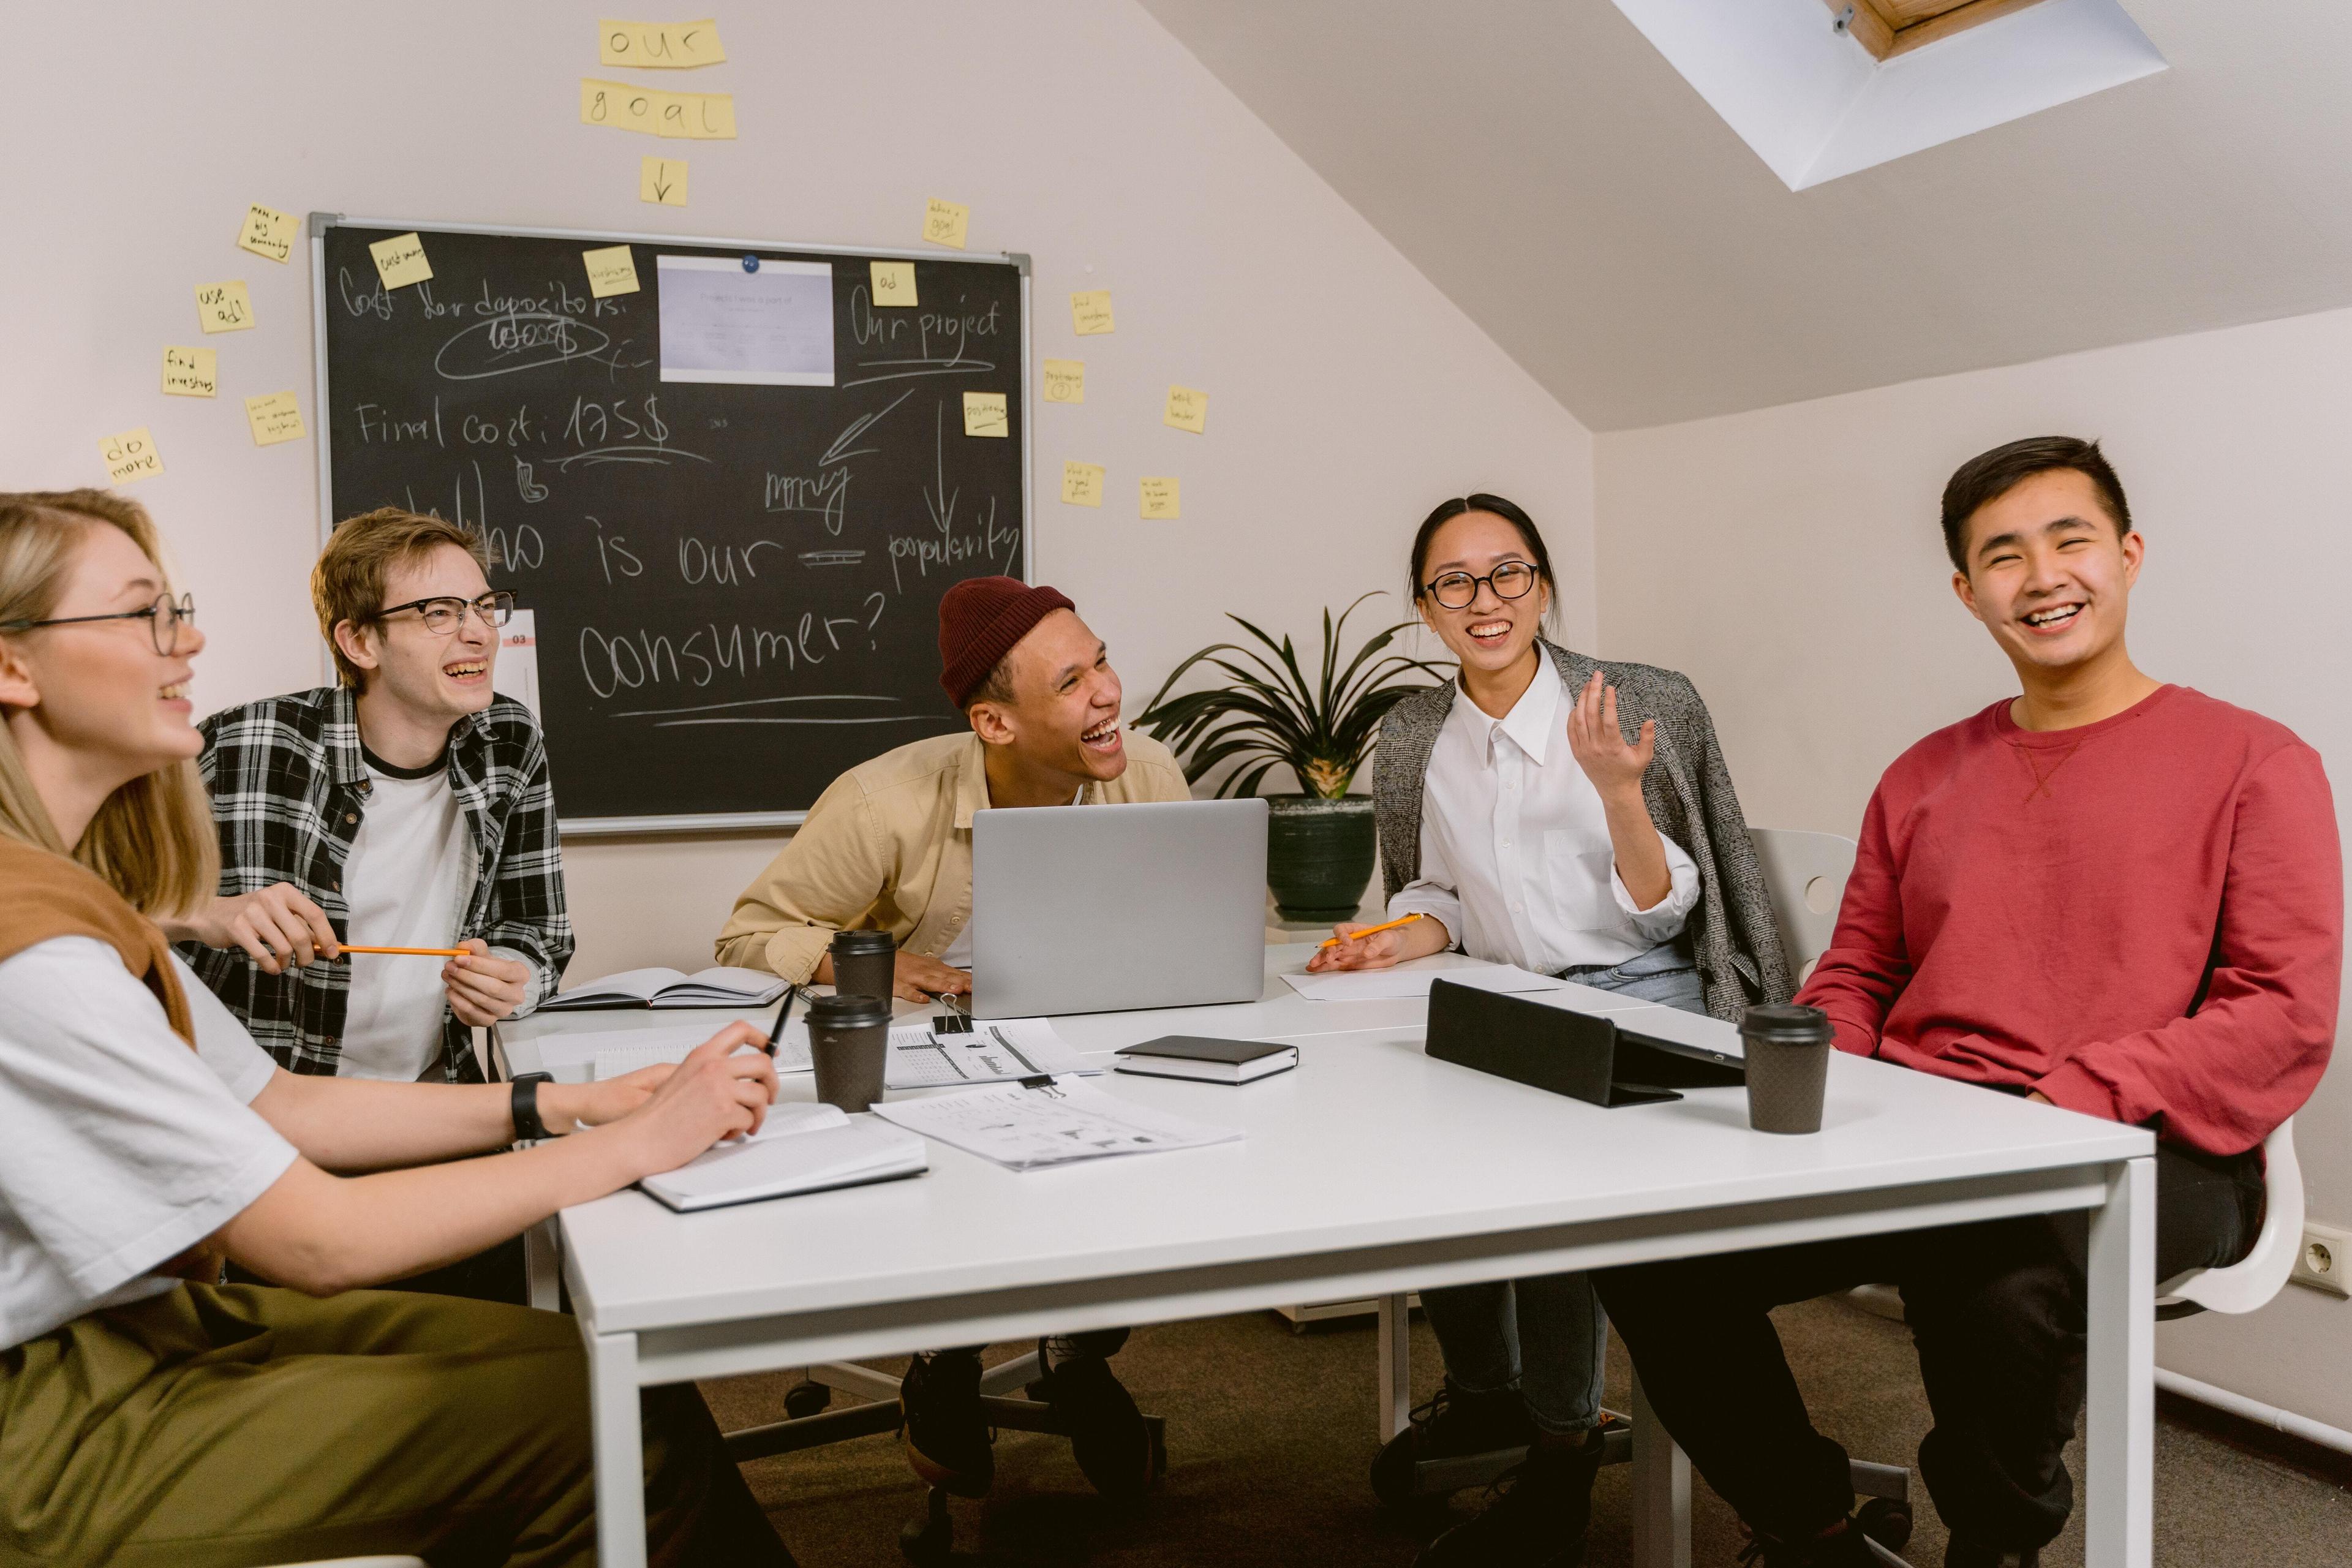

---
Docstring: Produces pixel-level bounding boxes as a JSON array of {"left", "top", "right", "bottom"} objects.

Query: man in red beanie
[{"left": 715, "top": 576, "right": 1188, "bottom": 1499}]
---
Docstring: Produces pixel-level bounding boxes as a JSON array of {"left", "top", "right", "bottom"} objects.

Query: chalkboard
[{"left": 309, "top": 216, "right": 1029, "bottom": 831}]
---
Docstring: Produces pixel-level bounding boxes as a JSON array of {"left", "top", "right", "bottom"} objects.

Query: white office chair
[
  {"left": 2157, "top": 1116, "right": 2303, "bottom": 1316},
  {"left": 1745, "top": 826, "right": 1857, "bottom": 982}
]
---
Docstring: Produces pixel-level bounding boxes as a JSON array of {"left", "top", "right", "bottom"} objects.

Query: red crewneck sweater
[{"left": 1796, "top": 685, "right": 2340, "bottom": 1155}]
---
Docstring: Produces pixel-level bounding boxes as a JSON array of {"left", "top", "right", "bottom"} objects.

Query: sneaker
[
  {"left": 900, "top": 1348, "right": 993, "bottom": 1497},
  {"left": 1411, "top": 1430, "right": 1606, "bottom": 1568},
  {"left": 1944, "top": 1537, "right": 2041, "bottom": 1568},
  {"left": 1371, "top": 1379, "right": 1542, "bottom": 1503},
  {"left": 1035, "top": 1340, "right": 1154, "bottom": 1500},
  {"left": 1734, "top": 1516, "right": 1876, "bottom": 1567}
]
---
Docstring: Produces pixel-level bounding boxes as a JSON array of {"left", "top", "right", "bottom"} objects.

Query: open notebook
[
  {"left": 639, "top": 1104, "right": 927, "bottom": 1212},
  {"left": 541, "top": 966, "right": 791, "bottom": 1011}
]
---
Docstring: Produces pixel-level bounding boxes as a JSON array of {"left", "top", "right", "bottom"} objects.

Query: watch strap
[{"left": 510, "top": 1072, "right": 553, "bottom": 1142}]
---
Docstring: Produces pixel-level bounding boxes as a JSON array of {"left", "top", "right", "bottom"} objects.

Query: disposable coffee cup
[
  {"left": 807, "top": 992, "right": 892, "bottom": 1113},
  {"left": 1741, "top": 1003, "right": 1834, "bottom": 1134},
  {"left": 829, "top": 929, "right": 897, "bottom": 1003}
]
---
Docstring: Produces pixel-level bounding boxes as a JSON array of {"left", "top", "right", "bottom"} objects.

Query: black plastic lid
[
  {"left": 829, "top": 929, "right": 895, "bottom": 955},
  {"left": 808, "top": 991, "right": 893, "bottom": 1027},
  {"left": 1739, "top": 1003, "right": 1833, "bottom": 1046}
]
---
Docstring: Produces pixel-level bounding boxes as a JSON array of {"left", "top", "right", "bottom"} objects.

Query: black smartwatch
[{"left": 510, "top": 1072, "right": 554, "bottom": 1142}]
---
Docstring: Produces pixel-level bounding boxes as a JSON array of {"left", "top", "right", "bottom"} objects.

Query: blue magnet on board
[{"left": 742, "top": 254, "right": 760, "bottom": 273}]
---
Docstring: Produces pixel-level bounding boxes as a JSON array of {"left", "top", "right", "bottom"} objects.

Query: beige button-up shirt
[{"left": 714, "top": 729, "right": 1193, "bottom": 983}]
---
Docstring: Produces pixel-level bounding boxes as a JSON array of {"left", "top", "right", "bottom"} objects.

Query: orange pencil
[
  {"left": 339, "top": 944, "right": 469, "bottom": 957},
  {"left": 1317, "top": 911, "right": 1425, "bottom": 949}
]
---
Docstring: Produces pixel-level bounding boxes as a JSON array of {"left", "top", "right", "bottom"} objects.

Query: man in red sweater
[{"left": 1596, "top": 437, "right": 2340, "bottom": 1568}]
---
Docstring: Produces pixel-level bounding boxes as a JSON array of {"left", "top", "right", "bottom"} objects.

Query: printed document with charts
[{"left": 870, "top": 1077, "right": 1243, "bottom": 1170}]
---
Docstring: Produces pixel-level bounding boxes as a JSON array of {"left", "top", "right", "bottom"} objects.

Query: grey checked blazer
[{"left": 1371, "top": 640, "right": 1791, "bottom": 1023}]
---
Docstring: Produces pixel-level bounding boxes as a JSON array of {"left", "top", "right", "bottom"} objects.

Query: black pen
[{"left": 761, "top": 985, "right": 799, "bottom": 1057}]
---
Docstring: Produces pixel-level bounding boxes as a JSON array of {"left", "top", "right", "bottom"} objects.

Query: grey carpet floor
[{"left": 702, "top": 1295, "right": 2352, "bottom": 1566}]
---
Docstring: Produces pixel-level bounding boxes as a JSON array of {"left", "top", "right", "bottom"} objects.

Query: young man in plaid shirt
[{"left": 168, "top": 508, "right": 572, "bottom": 1101}]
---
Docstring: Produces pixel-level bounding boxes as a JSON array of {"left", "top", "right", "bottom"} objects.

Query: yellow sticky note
[
  {"left": 685, "top": 91, "right": 736, "bottom": 139},
  {"left": 99, "top": 427, "right": 164, "bottom": 484},
  {"left": 161, "top": 346, "right": 217, "bottom": 398},
  {"left": 599, "top": 17, "right": 726, "bottom": 68},
  {"left": 1071, "top": 290, "right": 1114, "bottom": 335},
  {"left": 870, "top": 260, "right": 918, "bottom": 307},
  {"left": 244, "top": 391, "right": 306, "bottom": 447},
  {"left": 639, "top": 156, "right": 688, "bottom": 205},
  {"left": 195, "top": 280, "right": 253, "bottom": 334},
  {"left": 923, "top": 198, "right": 969, "bottom": 249},
  {"left": 581, "top": 245, "right": 641, "bottom": 298},
  {"left": 236, "top": 203, "right": 299, "bottom": 264},
  {"left": 1061, "top": 461, "right": 1104, "bottom": 507},
  {"left": 582, "top": 77, "right": 660, "bottom": 134},
  {"left": 1041, "top": 359, "right": 1084, "bottom": 404},
  {"left": 963, "top": 391, "right": 1009, "bottom": 438},
  {"left": 1164, "top": 385, "right": 1208, "bottom": 434},
  {"left": 368, "top": 233, "right": 433, "bottom": 290},
  {"left": 1140, "top": 477, "right": 1181, "bottom": 520}
]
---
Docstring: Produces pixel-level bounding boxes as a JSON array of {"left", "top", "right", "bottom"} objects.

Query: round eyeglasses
[
  {"left": 372, "top": 590, "right": 518, "bottom": 636},
  {"left": 0, "top": 592, "right": 196, "bottom": 655},
  {"left": 1420, "top": 561, "right": 1539, "bottom": 611}
]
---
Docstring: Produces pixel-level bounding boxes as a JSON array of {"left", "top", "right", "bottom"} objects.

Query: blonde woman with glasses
[{"left": 0, "top": 489, "right": 794, "bottom": 1566}]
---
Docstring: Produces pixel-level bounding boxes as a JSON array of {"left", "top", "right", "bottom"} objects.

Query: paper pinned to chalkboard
[
  {"left": 494, "top": 609, "right": 541, "bottom": 718},
  {"left": 655, "top": 255, "right": 835, "bottom": 386}
]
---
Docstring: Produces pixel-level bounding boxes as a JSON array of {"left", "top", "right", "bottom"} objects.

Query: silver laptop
[{"left": 971, "top": 797, "right": 1269, "bottom": 1018}]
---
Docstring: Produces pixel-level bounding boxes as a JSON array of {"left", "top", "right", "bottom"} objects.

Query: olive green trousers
[{"left": 0, "top": 1283, "right": 791, "bottom": 1567}]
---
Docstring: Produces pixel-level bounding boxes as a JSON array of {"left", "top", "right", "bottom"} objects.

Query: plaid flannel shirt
[{"left": 179, "top": 685, "right": 573, "bottom": 1080}]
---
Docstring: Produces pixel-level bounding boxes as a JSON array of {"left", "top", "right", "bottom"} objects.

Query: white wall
[
  {"left": 0, "top": 1, "right": 1593, "bottom": 981},
  {"left": 1596, "top": 304, "right": 2352, "bottom": 1432}
]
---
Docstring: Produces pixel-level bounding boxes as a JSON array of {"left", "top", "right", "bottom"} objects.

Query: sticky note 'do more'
[
  {"left": 1061, "top": 461, "right": 1105, "bottom": 508},
  {"left": 368, "top": 233, "right": 433, "bottom": 290},
  {"left": 1140, "top": 477, "right": 1181, "bottom": 520},
  {"left": 162, "top": 347, "right": 217, "bottom": 398},
  {"left": 870, "top": 260, "right": 918, "bottom": 307},
  {"left": 244, "top": 391, "right": 306, "bottom": 447},
  {"left": 962, "top": 391, "right": 1009, "bottom": 438},
  {"left": 99, "top": 428, "right": 164, "bottom": 484},
  {"left": 1164, "top": 385, "right": 1208, "bottom": 434},
  {"left": 237, "top": 203, "right": 299, "bottom": 263},
  {"left": 1071, "top": 290, "right": 1114, "bottom": 335},
  {"left": 640, "top": 156, "right": 688, "bottom": 206},
  {"left": 582, "top": 245, "right": 641, "bottom": 298},
  {"left": 195, "top": 281, "right": 253, "bottom": 334},
  {"left": 923, "top": 198, "right": 969, "bottom": 249},
  {"left": 1041, "top": 360, "right": 1084, "bottom": 404}
]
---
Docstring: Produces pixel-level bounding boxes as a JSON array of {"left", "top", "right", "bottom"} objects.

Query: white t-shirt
[
  {"left": 0, "top": 938, "right": 296, "bottom": 1351},
  {"left": 339, "top": 748, "right": 474, "bottom": 1081}
]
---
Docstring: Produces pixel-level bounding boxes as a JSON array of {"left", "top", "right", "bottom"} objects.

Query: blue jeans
[{"left": 1418, "top": 939, "right": 1706, "bottom": 1434}]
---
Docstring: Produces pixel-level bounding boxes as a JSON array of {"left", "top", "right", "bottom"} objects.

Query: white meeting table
[{"left": 501, "top": 946, "right": 2156, "bottom": 1568}]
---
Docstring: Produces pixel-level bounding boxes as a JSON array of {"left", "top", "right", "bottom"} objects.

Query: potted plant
[{"left": 1137, "top": 595, "right": 1450, "bottom": 924}]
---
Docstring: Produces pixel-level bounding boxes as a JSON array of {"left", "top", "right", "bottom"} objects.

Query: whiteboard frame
[{"left": 306, "top": 212, "right": 1034, "bottom": 837}]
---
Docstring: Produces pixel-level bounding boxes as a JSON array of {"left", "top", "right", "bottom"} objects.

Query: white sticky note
[
  {"left": 195, "top": 280, "right": 254, "bottom": 334},
  {"left": 1140, "top": 476, "right": 1180, "bottom": 520},
  {"left": 1041, "top": 359, "right": 1084, "bottom": 404},
  {"left": 870, "top": 260, "right": 918, "bottom": 307},
  {"left": 1071, "top": 290, "right": 1114, "bottom": 335},
  {"left": 244, "top": 391, "right": 306, "bottom": 447},
  {"left": 1061, "top": 461, "right": 1104, "bottom": 507},
  {"left": 582, "top": 244, "right": 641, "bottom": 298},
  {"left": 99, "top": 427, "right": 164, "bottom": 484},
  {"left": 962, "top": 391, "right": 1009, "bottom": 438},
  {"left": 236, "top": 203, "right": 299, "bottom": 263},
  {"left": 640, "top": 156, "right": 688, "bottom": 205},
  {"left": 1164, "top": 384, "right": 1208, "bottom": 434},
  {"left": 161, "top": 346, "right": 217, "bottom": 398},
  {"left": 368, "top": 233, "right": 433, "bottom": 290},
  {"left": 922, "top": 198, "right": 969, "bottom": 249}
]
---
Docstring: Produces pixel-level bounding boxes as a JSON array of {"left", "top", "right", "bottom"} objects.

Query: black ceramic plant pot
[{"left": 1265, "top": 794, "right": 1378, "bottom": 924}]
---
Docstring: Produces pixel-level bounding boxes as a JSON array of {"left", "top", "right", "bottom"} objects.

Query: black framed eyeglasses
[
  {"left": 372, "top": 590, "right": 516, "bottom": 636},
  {"left": 0, "top": 592, "right": 195, "bottom": 655},
  {"left": 1420, "top": 561, "right": 1539, "bottom": 611}
]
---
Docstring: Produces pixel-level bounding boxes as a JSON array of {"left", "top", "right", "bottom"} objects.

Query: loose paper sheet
[
  {"left": 236, "top": 203, "right": 298, "bottom": 263},
  {"left": 884, "top": 1017, "right": 1093, "bottom": 1090},
  {"left": 655, "top": 255, "right": 835, "bottom": 385},
  {"left": 195, "top": 281, "right": 253, "bottom": 333},
  {"left": 368, "top": 232, "right": 433, "bottom": 290},
  {"left": 581, "top": 244, "right": 641, "bottom": 298},
  {"left": 598, "top": 17, "right": 726, "bottom": 67},
  {"left": 244, "top": 390, "right": 306, "bottom": 446},
  {"left": 962, "top": 390, "right": 1008, "bottom": 437},
  {"left": 1163, "top": 384, "right": 1208, "bottom": 434},
  {"left": 99, "top": 427, "right": 164, "bottom": 484},
  {"left": 869, "top": 259, "right": 917, "bottom": 306},
  {"left": 1280, "top": 953, "right": 1570, "bottom": 1001},
  {"left": 640, "top": 156, "right": 689, "bottom": 205},
  {"left": 1139, "top": 476, "right": 1180, "bottom": 519},
  {"left": 160, "top": 346, "right": 216, "bottom": 398},
  {"left": 1041, "top": 358, "right": 1084, "bottom": 403},
  {"left": 1061, "top": 460, "right": 1104, "bottom": 507},
  {"left": 1070, "top": 290, "right": 1114, "bottom": 334},
  {"left": 492, "top": 608, "right": 541, "bottom": 717},
  {"left": 922, "top": 198, "right": 969, "bottom": 249},
  {"left": 872, "top": 1078, "right": 1243, "bottom": 1170}
]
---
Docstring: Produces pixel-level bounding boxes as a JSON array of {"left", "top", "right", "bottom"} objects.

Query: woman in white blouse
[{"left": 1314, "top": 493, "right": 1785, "bottom": 1568}]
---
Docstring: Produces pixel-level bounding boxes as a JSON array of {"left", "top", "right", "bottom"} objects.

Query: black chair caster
[
  {"left": 782, "top": 1379, "right": 831, "bottom": 1420},
  {"left": 1857, "top": 1495, "right": 1914, "bottom": 1554}
]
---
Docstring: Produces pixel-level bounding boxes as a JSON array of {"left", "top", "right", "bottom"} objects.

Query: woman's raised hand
[{"left": 1565, "top": 668, "right": 1654, "bottom": 801}]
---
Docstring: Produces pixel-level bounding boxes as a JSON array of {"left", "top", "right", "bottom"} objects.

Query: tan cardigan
[{"left": 714, "top": 730, "right": 1193, "bottom": 983}]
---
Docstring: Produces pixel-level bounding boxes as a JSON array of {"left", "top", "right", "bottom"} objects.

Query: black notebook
[{"left": 1114, "top": 1035, "right": 1300, "bottom": 1085}]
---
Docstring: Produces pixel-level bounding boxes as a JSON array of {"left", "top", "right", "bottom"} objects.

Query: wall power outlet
[{"left": 2289, "top": 1222, "right": 2352, "bottom": 1299}]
